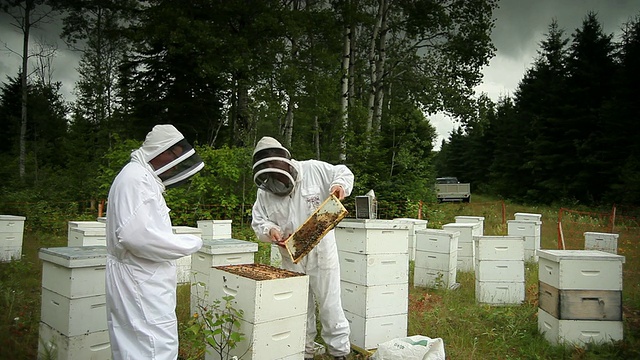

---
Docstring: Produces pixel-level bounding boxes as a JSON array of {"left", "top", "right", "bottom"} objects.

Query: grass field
[{"left": 1, "top": 195, "right": 638, "bottom": 359}]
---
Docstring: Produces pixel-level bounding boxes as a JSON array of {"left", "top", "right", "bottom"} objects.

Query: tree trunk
[
  {"left": 339, "top": 24, "right": 350, "bottom": 162},
  {"left": 366, "top": 0, "right": 384, "bottom": 135},
  {"left": 19, "top": 0, "right": 34, "bottom": 180},
  {"left": 373, "top": 0, "right": 388, "bottom": 132}
]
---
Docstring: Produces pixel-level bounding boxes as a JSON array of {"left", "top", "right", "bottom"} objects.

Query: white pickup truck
[{"left": 435, "top": 177, "right": 471, "bottom": 203}]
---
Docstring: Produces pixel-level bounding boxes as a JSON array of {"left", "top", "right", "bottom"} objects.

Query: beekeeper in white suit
[
  {"left": 251, "top": 136, "right": 353, "bottom": 360},
  {"left": 105, "top": 124, "right": 205, "bottom": 360}
]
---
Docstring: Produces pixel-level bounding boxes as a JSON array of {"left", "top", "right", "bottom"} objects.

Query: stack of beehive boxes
[
  {"left": 38, "top": 246, "right": 110, "bottom": 360},
  {"left": 190, "top": 238, "right": 258, "bottom": 317},
  {"left": 474, "top": 235, "right": 525, "bottom": 305},
  {"left": 413, "top": 229, "right": 459, "bottom": 289},
  {"left": 442, "top": 222, "right": 482, "bottom": 272},
  {"left": 584, "top": 232, "right": 619, "bottom": 254},
  {"left": 0, "top": 215, "right": 26, "bottom": 262},
  {"left": 393, "top": 218, "right": 429, "bottom": 261},
  {"left": 507, "top": 213, "right": 542, "bottom": 262},
  {"left": 537, "top": 249, "right": 625, "bottom": 346},
  {"left": 335, "top": 219, "right": 410, "bottom": 351},
  {"left": 205, "top": 263, "right": 309, "bottom": 359}
]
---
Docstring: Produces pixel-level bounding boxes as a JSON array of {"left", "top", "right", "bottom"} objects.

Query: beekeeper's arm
[
  {"left": 251, "top": 196, "right": 284, "bottom": 244},
  {"left": 310, "top": 160, "right": 354, "bottom": 199},
  {"left": 116, "top": 185, "right": 202, "bottom": 262}
]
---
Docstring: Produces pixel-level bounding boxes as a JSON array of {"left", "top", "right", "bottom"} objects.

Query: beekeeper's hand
[
  {"left": 269, "top": 228, "right": 287, "bottom": 246},
  {"left": 330, "top": 185, "right": 346, "bottom": 200}
]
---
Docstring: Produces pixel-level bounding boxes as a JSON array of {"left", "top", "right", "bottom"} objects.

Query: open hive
[
  {"left": 285, "top": 194, "right": 348, "bottom": 263},
  {"left": 214, "top": 263, "right": 305, "bottom": 280}
]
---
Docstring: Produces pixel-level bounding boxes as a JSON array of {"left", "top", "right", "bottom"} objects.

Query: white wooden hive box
[
  {"left": 475, "top": 260, "right": 524, "bottom": 282},
  {"left": 336, "top": 219, "right": 409, "bottom": 254},
  {"left": 39, "top": 246, "right": 107, "bottom": 298},
  {"left": 413, "top": 267, "right": 456, "bottom": 289},
  {"left": 538, "top": 308, "right": 623, "bottom": 346},
  {"left": 514, "top": 212, "right": 542, "bottom": 222},
  {"left": 339, "top": 251, "right": 409, "bottom": 286},
  {"left": 345, "top": 310, "right": 408, "bottom": 350},
  {"left": 475, "top": 280, "right": 525, "bottom": 305},
  {"left": 38, "top": 322, "right": 111, "bottom": 360},
  {"left": 537, "top": 250, "right": 625, "bottom": 290},
  {"left": 507, "top": 220, "right": 541, "bottom": 237},
  {"left": 67, "top": 227, "right": 106, "bottom": 247},
  {"left": 414, "top": 250, "right": 457, "bottom": 271},
  {"left": 584, "top": 232, "right": 619, "bottom": 254},
  {"left": 474, "top": 235, "right": 524, "bottom": 261},
  {"left": 206, "top": 263, "right": 309, "bottom": 324},
  {"left": 197, "top": 219, "right": 232, "bottom": 240},
  {"left": 192, "top": 238, "right": 257, "bottom": 274},
  {"left": 415, "top": 229, "right": 459, "bottom": 254},
  {"left": 40, "top": 288, "right": 107, "bottom": 336},
  {"left": 0, "top": 215, "right": 26, "bottom": 233},
  {"left": 340, "top": 281, "right": 408, "bottom": 318},
  {"left": 442, "top": 222, "right": 482, "bottom": 241}
]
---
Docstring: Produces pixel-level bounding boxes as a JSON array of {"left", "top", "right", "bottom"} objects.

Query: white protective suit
[
  {"left": 251, "top": 139, "right": 354, "bottom": 358},
  {"left": 105, "top": 125, "right": 203, "bottom": 360}
]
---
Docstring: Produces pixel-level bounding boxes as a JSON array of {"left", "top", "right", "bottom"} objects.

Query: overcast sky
[{"left": 2, "top": 1, "right": 640, "bottom": 149}]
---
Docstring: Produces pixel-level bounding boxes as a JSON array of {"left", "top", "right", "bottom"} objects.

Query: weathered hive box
[
  {"left": 393, "top": 218, "right": 428, "bottom": 261},
  {"left": 584, "top": 232, "right": 619, "bottom": 254},
  {"left": 455, "top": 215, "right": 485, "bottom": 235},
  {"left": 0, "top": 215, "right": 26, "bottom": 261},
  {"left": 339, "top": 252, "right": 409, "bottom": 286},
  {"left": 39, "top": 246, "right": 107, "bottom": 299},
  {"left": 38, "top": 321, "right": 111, "bottom": 360},
  {"left": 415, "top": 229, "right": 460, "bottom": 254},
  {"left": 204, "top": 263, "right": 308, "bottom": 360},
  {"left": 514, "top": 212, "right": 542, "bottom": 222},
  {"left": 344, "top": 310, "right": 408, "bottom": 350},
  {"left": 67, "top": 227, "right": 106, "bottom": 247},
  {"left": 537, "top": 250, "right": 624, "bottom": 291},
  {"left": 538, "top": 281, "right": 622, "bottom": 321},
  {"left": 336, "top": 219, "right": 409, "bottom": 255},
  {"left": 197, "top": 219, "right": 232, "bottom": 240},
  {"left": 538, "top": 307, "right": 623, "bottom": 346},
  {"left": 341, "top": 281, "right": 408, "bottom": 318}
]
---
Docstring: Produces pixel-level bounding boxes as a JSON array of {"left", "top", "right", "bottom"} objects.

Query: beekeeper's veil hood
[
  {"left": 252, "top": 136, "right": 298, "bottom": 196},
  {"left": 138, "top": 124, "right": 204, "bottom": 189}
]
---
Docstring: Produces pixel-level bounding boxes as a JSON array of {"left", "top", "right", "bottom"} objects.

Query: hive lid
[
  {"left": 171, "top": 226, "right": 202, "bottom": 235},
  {"left": 507, "top": 219, "right": 542, "bottom": 225},
  {"left": 68, "top": 221, "right": 105, "bottom": 228},
  {"left": 415, "top": 228, "right": 461, "bottom": 237},
  {"left": 69, "top": 227, "right": 106, "bottom": 236},
  {"left": 337, "top": 218, "right": 410, "bottom": 230},
  {"left": 443, "top": 222, "right": 479, "bottom": 229},
  {"left": 39, "top": 246, "right": 107, "bottom": 267},
  {"left": 285, "top": 194, "right": 348, "bottom": 264},
  {"left": 455, "top": 215, "right": 485, "bottom": 221},
  {"left": 197, "top": 219, "right": 232, "bottom": 225},
  {"left": 394, "top": 218, "right": 429, "bottom": 225},
  {"left": 0, "top": 215, "right": 26, "bottom": 221},
  {"left": 199, "top": 238, "right": 258, "bottom": 254},
  {"left": 537, "top": 249, "right": 625, "bottom": 263}
]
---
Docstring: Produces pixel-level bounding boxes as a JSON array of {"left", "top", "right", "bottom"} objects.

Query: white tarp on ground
[{"left": 371, "top": 335, "right": 445, "bottom": 360}]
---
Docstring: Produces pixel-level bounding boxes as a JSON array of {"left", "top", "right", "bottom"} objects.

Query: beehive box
[
  {"left": 39, "top": 246, "right": 107, "bottom": 299},
  {"left": 415, "top": 229, "right": 459, "bottom": 254},
  {"left": 457, "top": 256, "right": 475, "bottom": 273},
  {"left": 414, "top": 250, "right": 457, "bottom": 271},
  {"left": 455, "top": 215, "right": 485, "bottom": 235},
  {"left": 413, "top": 267, "right": 456, "bottom": 289},
  {"left": 38, "top": 322, "right": 111, "bottom": 360},
  {"left": 206, "top": 263, "right": 308, "bottom": 324},
  {"left": 475, "top": 260, "right": 524, "bottom": 282},
  {"left": 67, "top": 227, "right": 106, "bottom": 247},
  {"left": 191, "top": 238, "right": 257, "bottom": 274},
  {"left": 537, "top": 250, "right": 625, "bottom": 291},
  {"left": 538, "top": 308, "right": 623, "bottom": 346},
  {"left": 0, "top": 215, "right": 26, "bottom": 261},
  {"left": 457, "top": 241, "right": 474, "bottom": 257},
  {"left": 339, "top": 252, "right": 408, "bottom": 286},
  {"left": 584, "top": 232, "right": 619, "bottom": 254},
  {"left": 40, "top": 288, "right": 107, "bottom": 336},
  {"left": 507, "top": 220, "right": 541, "bottom": 237},
  {"left": 474, "top": 236, "right": 524, "bottom": 261},
  {"left": 538, "top": 281, "right": 622, "bottom": 321},
  {"left": 341, "top": 281, "right": 408, "bottom": 318},
  {"left": 67, "top": 220, "right": 104, "bottom": 235},
  {"left": 514, "top": 212, "right": 542, "bottom": 222},
  {"left": 335, "top": 219, "right": 409, "bottom": 255},
  {"left": 204, "top": 313, "right": 306, "bottom": 360},
  {"left": 475, "top": 280, "right": 524, "bottom": 305},
  {"left": 345, "top": 310, "right": 407, "bottom": 350},
  {"left": 197, "top": 219, "right": 232, "bottom": 240}
]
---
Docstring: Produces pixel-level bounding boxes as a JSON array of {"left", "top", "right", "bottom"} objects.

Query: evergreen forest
[{"left": 1, "top": 1, "right": 639, "bottom": 222}]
